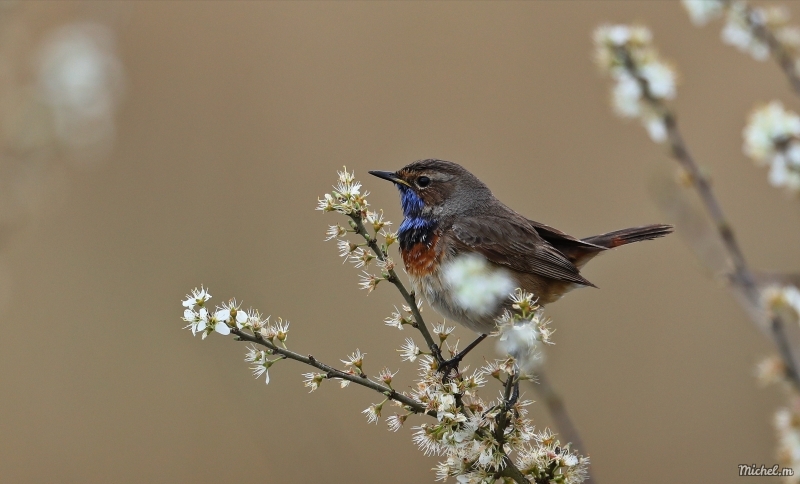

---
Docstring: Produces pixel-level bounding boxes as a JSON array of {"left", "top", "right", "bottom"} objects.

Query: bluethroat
[{"left": 370, "top": 159, "right": 673, "bottom": 344}]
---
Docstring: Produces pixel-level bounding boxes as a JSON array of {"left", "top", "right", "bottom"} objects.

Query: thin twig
[
  {"left": 742, "top": 3, "right": 800, "bottom": 96},
  {"left": 619, "top": 47, "right": 800, "bottom": 389},
  {"left": 349, "top": 214, "right": 443, "bottom": 362},
  {"left": 232, "top": 328, "right": 433, "bottom": 416},
  {"left": 233, "top": 326, "right": 534, "bottom": 483},
  {"left": 534, "top": 371, "right": 595, "bottom": 484}
]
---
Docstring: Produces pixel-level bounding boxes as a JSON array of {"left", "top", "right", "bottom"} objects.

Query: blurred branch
[
  {"left": 619, "top": 47, "right": 800, "bottom": 390},
  {"left": 740, "top": 2, "right": 800, "bottom": 96},
  {"left": 532, "top": 371, "right": 594, "bottom": 484}
]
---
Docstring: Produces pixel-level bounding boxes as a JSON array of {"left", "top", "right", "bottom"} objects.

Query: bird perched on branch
[{"left": 370, "top": 159, "right": 672, "bottom": 362}]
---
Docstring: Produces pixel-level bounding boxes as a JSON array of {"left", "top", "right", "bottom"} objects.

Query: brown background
[{"left": 1, "top": 1, "right": 799, "bottom": 483}]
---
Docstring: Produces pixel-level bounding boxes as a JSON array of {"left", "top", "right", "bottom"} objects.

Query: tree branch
[
  {"left": 231, "top": 328, "right": 434, "bottom": 416},
  {"left": 618, "top": 47, "right": 800, "bottom": 389},
  {"left": 349, "top": 214, "right": 443, "bottom": 362},
  {"left": 742, "top": 3, "right": 800, "bottom": 97}
]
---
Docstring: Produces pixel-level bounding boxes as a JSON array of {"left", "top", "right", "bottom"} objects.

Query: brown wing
[
  {"left": 525, "top": 218, "right": 607, "bottom": 266},
  {"left": 450, "top": 214, "right": 596, "bottom": 287}
]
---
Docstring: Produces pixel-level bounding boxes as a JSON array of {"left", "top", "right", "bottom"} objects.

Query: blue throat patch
[{"left": 397, "top": 186, "right": 437, "bottom": 250}]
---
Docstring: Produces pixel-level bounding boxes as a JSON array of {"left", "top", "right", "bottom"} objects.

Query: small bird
[{"left": 369, "top": 159, "right": 672, "bottom": 343}]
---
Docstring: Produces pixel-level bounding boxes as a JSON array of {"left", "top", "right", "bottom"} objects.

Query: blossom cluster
[
  {"left": 594, "top": 24, "right": 677, "bottom": 143},
  {"left": 762, "top": 283, "right": 800, "bottom": 326},
  {"left": 495, "top": 289, "right": 553, "bottom": 375},
  {"left": 755, "top": 353, "right": 800, "bottom": 483},
  {"left": 682, "top": 0, "right": 800, "bottom": 62},
  {"left": 403, "top": 354, "right": 588, "bottom": 483},
  {"left": 182, "top": 287, "right": 286, "bottom": 342},
  {"left": 319, "top": 168, "right": 399, "bottom": 294},
  {"left": 775, "top": 401, "right": 800, "bottom": 483},
  {"left": 743, "top": 102, "right": 800, "bottom": 193},
  {"left": 316, "top": 167, "right": 370, "bottom": 217}
]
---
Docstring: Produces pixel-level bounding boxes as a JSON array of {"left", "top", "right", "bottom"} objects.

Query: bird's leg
[
  {"left": 508, "top": 379, "right": 520, "bottom": 408},
  {"left": 437, "top": 334, "right": 488, "bottom": 374}
]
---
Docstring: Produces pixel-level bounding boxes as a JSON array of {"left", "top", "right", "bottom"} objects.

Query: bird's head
[{"left": 369, "top": 159, "right": 492, "bottom": 219}]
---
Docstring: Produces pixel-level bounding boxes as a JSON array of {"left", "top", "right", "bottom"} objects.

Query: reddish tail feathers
[{"left": 582, "top": 224, "right": 674, "bottom": 249}]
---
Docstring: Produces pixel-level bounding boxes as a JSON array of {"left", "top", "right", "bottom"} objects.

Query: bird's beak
[{"left": 368, "top": 170, "right": 411, "bottom": 187}]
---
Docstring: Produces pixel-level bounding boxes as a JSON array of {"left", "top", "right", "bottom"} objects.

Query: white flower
[
  {"left": 213, "top": 321, "right": 230, "bottom": 336},
  {"left": 325, "top": 224, "right": 347, "bottom": 241},
  {"left": 442, "top": 254, "right": 515, "bottom": 317},
  {"left": 399, "top": 338, "right": 422, "bottom": 362},
  {"left": 274, "top": 318, "right": 290, "bottom": 342},
  {"left": 376, "top": 367, "right": 397, "bottom": 386},
  {"left": 433, "top": 322, "right": 455, "bottom": 342},
  {"left": 358, "top": 271, "right": 381, "bottom": 293},
  {"left": 337, "top": 240, "right": 357, "bottom": 261},
  {"left": 348, "top": 247, "right": 374, "bottom": 268},
  {"left": 365, "top": 210, "right": 391, "bottom": 232},
  {"left": 744, "top": 101, "right": 800, "bottom": 163},
  {"left": 245, "top": 346, "right": 272, "bottom": 384},
  {"left": 385, "top": 306, "right": 406, "bottom": 330},
  {"left": 595, "top": 23, "right": 678, "bottom": 145},
  {"left": 362, "top": 401, "right": 384, "bottom": 424},
  {"left": 302, "top": 372, "right": 325, "bottom": 392},
  {"left": 639, "top": 60, "right": 676, "bottom": 100},
  {"left": 182, "top": 286, "right": 211, "bottom": 309},
  {"left": 743, "top": 101, "right": 800, "bottom": 192},
  {"left": 722, "top": 2, "right": 770, "bottom": 60},
  {"left": 214, "top": 300, "right": 248, "bottom": 328},
  {"left": 341, "top": 349, "right": 366, "bottom": 371},
  {"left": 682, "top": 0, "right": 725, "bottom": 26},
  {"left": 183, "top": 306, "right": 209, "bottom": 336},
  {"left": 763, "top": 284, "right": 800, "bottom": 324},
  {"left": 497, "top": 321, "right": 541, "bottom": 373},
  {"left": 387, "top": 414, "right": 407, "bottom": 432},
  {"left": 644, "top": 115, "right": 668, "bottom": 143},
  {"left": 611, "top": 72, "right": 642, "bottom": 117}
]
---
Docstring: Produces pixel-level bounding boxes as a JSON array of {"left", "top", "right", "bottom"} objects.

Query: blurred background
[{"left": 0, "top": 1, "right": 798, "bottom": 482}]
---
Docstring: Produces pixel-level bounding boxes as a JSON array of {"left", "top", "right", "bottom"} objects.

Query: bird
[{"left": 369, "top": 159, "right": 672, "bottom": 362}]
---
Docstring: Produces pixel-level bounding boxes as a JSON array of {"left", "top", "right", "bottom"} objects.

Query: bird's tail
[{"left": 581, "top": 224, "right": 674, "bottom": 249}]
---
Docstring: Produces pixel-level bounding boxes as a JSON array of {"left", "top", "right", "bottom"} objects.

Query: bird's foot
[{"left": 435, "top": 333, "right": 488, "bottom": 376}]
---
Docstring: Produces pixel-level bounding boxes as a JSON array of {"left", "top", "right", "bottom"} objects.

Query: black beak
[{"left": 368, "top": 170, "right": 411, "bottom": 187}]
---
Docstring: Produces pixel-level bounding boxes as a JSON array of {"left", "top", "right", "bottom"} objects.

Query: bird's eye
[{"left": 416, "top": 176, "right": 431, "bottom": 187}]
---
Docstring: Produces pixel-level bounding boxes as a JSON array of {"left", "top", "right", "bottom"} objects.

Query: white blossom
[
  {"left": 245, "top": 346, "right": 272, "bottom": 384},
  {"left": 341, "top": 349, "right": 366, "bottom": 372},
  {"left": 743, "top": 101, "right": 800, "bottom": 193},
  {"left": 387, "top": 414, "right": 407, "bottom": 432},
  {"left": 681, "top": 0, "right": 725, "bottom": 26},
  {"left": 303, "top": 372, "right": 325, "bottom": 392},
  {"left": 325, "top": 224, "right": 347, "bottom": 241},
  {"left": 182, "top": 286, "right": 211, "bottom": 309},
  {"left": 214, "top": 299, "right": 248, "bottom": 328},
  {"left": 497, "top": 321, "right": 541, "bottom": 374},
  {"left": 362, "top": 401, "right": 385, "bottom": 424},
  {"left": 762, "top": 284, "right": 800, "bottom": 325},
  {"left": 594, "top": 24, "right": 677, "bottom": 144},
  {"left": 399, "top": 338, "right": 422, "bottom": 362},
  {"left": 775, "top": 404, "right": 800, "bottom": 480},
  {"left": 442, "top": 254, "right": 515, "bottom": 317},
  {"left": 317, "top": 167, "right": 370, "bottom": 215},
  {"left": 722, "top": 2, "right": 770, "bottom": 61}
]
